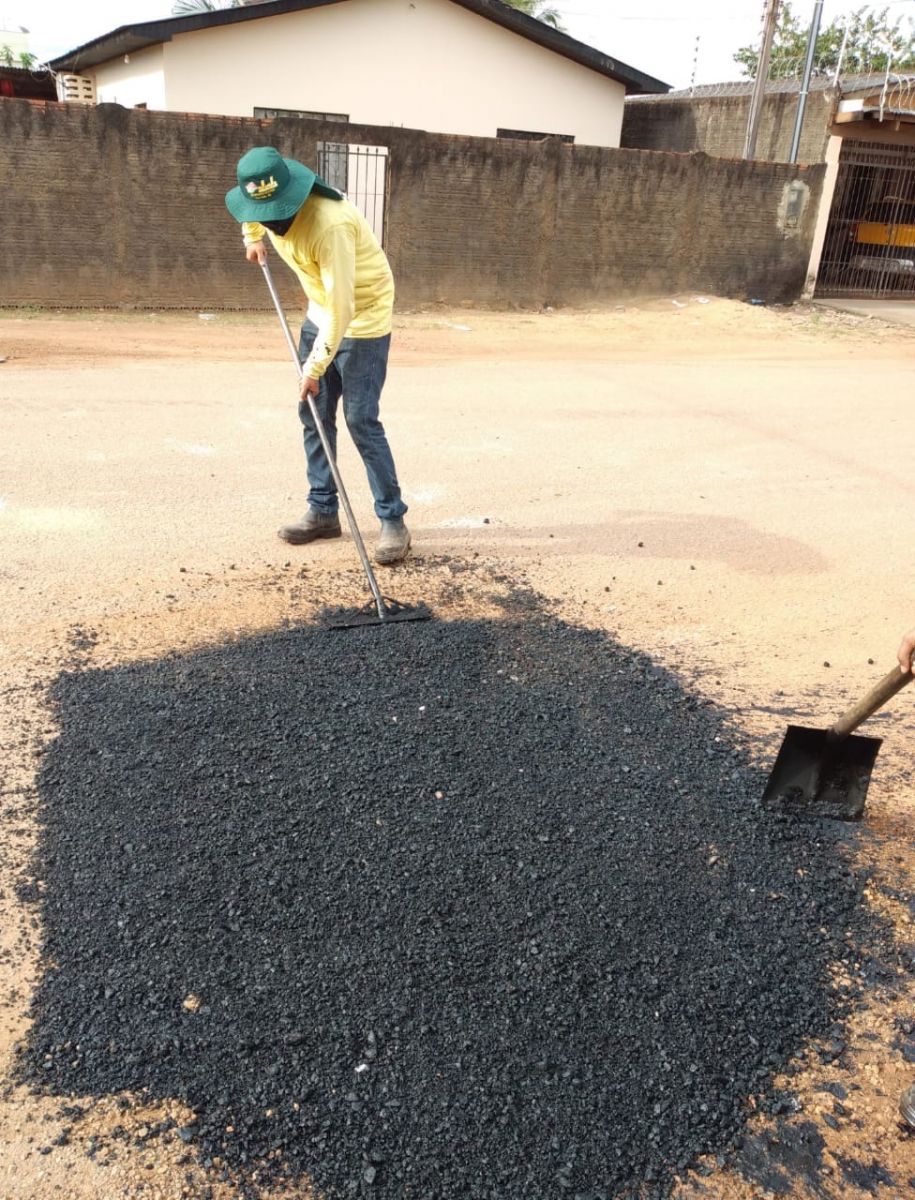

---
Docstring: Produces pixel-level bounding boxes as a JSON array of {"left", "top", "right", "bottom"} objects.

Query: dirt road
[{"left": 2, "top": 296, "right": 915, "bottom": 1199}]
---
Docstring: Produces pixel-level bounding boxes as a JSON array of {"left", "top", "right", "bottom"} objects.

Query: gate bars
[{"left": 817, "top": 140, "right": 915, "bottom": 299}]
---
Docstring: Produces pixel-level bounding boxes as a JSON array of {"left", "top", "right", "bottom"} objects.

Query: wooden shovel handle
[{"left": 830, "top": 665, "right": 914, "bottom": 738}]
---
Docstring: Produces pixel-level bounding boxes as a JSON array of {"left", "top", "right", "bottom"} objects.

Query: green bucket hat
[{"left": 225, "top": 145, "right": 342, "bottom": 222}]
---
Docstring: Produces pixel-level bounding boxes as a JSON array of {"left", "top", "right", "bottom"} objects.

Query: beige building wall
[
  {"left": 92, "top": 45, "right": 166, "bottom": 109},
  {"left": 91, "top": 0, "right": 626, "bottom": 147}
]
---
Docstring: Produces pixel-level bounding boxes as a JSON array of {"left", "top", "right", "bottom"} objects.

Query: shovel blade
[{"left": 761, "top": 724, "right": 882, "bottom": 821}]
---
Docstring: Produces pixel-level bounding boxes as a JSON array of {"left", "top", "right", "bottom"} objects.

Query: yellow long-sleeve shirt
[{"left": 243, "top": 196, "right": 395, "bottom": 380}]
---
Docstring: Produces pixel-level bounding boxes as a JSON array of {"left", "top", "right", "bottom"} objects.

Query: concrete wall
[
  {"left": 89, "top": 0, "right": 626, "bottom": 148},
  {"left": 622, "top": 90, "right": 837, "bottom": 165},
  {"left": 0, "top": 99, "right": 824, "bottom": 310}
]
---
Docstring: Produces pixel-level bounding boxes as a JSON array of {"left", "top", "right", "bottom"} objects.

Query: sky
[{"left": 3, "top": 0, "right": 914, "bottom": 88}]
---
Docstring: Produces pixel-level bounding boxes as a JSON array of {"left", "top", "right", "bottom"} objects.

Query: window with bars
[
  {"left": 497, "top": 128, "right": 574, "bottom": 144},
  {"left": 254, "top": 107, "right": 349, "bottom": 122}
]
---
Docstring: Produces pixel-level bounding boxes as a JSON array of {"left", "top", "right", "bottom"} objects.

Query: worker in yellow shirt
[{"left": 225, "top": 146, "right": 410, "bottom": 564}]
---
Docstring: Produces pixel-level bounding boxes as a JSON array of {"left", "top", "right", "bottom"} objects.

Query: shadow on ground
[
  {"left": 21, "top": 603, "right": 903, "bottom": 1199},
  {"left": 419, "top": 511, "right": 828, "bottom": 575}
]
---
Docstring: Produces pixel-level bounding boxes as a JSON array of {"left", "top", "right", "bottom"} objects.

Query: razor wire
[
  {"left": 879, "top": 71, "right": 915, "bottom": 115},
  {"left": 631, "top": 67, "right": 915, "bottom": 112}
]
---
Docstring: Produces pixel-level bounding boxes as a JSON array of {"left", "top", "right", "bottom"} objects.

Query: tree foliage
[
  {"left": 0, "top": 45, "right": 36, "bottom": 68},
  {"left": 735, "top": 3, "right": 915, "bottom": 79},
  {"left": 501, "top": 0, "right": 565, "bottom": 33},
  {"left": 171, "top": 0, "right": 245, "bottom": 14}
]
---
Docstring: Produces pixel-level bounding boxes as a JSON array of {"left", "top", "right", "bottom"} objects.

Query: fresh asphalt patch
[{"left": 19, "top": 604, "right": 908, "bottom": 1198}]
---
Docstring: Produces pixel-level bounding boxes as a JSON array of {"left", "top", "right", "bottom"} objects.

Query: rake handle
[{"left": 830, "top": 665, "right": 914, "bottom": 738}]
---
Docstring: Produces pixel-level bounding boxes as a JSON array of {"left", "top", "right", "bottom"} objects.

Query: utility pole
[
  {"left": 789, "top": 0, "right": 825, "bottom": 163},
  {"left": 743, "top": 0, "right": 781, "bottom": 160}
]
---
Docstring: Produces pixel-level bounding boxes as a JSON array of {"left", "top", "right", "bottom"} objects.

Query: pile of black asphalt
[{"left": 21, "top": 603, "right": 902, "bottom": 1198}]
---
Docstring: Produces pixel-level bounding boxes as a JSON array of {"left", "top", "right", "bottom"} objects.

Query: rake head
[{"left": 321, "top": 597, "right": 433, "bottom": 630}]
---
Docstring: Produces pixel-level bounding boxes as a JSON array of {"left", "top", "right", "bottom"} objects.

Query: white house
[{"left": 50, "top": 0, "right": 669, "bottom": 149}]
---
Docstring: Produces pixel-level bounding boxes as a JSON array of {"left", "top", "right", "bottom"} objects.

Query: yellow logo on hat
[{"left": 245, "top": 175, "right": 279, "bottom": 200}]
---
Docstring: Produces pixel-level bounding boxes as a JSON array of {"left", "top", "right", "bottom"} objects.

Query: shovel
[
  {"left": 259, "top": 257, "right": 431, "bottom": 630},
  {"left": 762, "top": 664, "right": 913, "bottom": 819}
]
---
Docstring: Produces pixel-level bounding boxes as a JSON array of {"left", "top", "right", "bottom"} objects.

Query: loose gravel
[{"left": 21, "top": 609, "right": 899, "bottom": 1198}]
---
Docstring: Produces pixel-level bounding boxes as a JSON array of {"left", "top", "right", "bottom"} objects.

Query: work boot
[
  {"left": 375, "top": 518, "right": 411, "bottom": 565},
  {"left": 277, "top": 508, "right": 341, "bottom": 545}
]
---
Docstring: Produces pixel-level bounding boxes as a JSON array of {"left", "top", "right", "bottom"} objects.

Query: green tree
[
  {"left": 734, "top": 3, "right": 915, "bottom": 79},
  {"left": 502, "top": 0, "right": 565, "bottom": 33},
  {"left": 171, "top": 0, "right": 245, "bottom": 14},
  {"left": 0, "top": 45, "right": 32, "bottom": 67}
]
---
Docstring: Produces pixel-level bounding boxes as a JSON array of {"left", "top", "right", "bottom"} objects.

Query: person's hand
[
  {"left": 245, "top": 241, "right": 267, "bottom": 265},
  {"left": 300, "top": 375, "right": 320, "bottom": 402},
  {"left": 898, "top": 628, "right": 915, "bottom": 673}
]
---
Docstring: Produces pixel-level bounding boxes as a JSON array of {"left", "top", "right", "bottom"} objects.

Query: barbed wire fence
[
  {"left": 876, "top": 72, "right": 915, "bottom": 117},
  {"left": 647, "top": 58, "right": 915, "bottom": 116},
  {"left": 671, "top": 65, "right": 915, "bottom": 92}
]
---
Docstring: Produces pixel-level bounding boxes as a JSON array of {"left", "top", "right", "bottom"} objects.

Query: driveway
[{"left": 815, "top": 296, "right": 915, "bottom": 329}]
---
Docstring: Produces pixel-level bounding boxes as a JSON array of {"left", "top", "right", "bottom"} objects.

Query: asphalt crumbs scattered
[{"left": 20, "top": 608, "right": 901, "bottom": 1198}]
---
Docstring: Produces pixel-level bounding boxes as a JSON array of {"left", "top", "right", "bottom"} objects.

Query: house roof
[
  {"left": 0, "top": 64, "right": 56, "bottom": 100},
  {"left": 49, "top": 0, "right": 669, "bottom": 95}
]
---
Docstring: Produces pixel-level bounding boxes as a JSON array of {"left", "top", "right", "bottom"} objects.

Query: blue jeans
[{"left": 297, "top": 320, "right": 407, "bottom": 522}]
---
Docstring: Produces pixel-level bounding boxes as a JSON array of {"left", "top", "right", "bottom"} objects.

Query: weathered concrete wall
[
  {"left": 386, "top": 132, "right": 823, "bottom": 306},
  {"left": 1, "top": 99, "right": 824, "bottom": 309},
  {"left": 622, "top": 90, "right": 836, "bottom": 166}
]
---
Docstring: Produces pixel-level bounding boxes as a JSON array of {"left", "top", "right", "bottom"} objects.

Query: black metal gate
[
  {"left": 316, "top": 142, "right": 388, "bottom": 247},
  {"left": 816, "top": 140, "right": 915, "bottom": 299}
]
